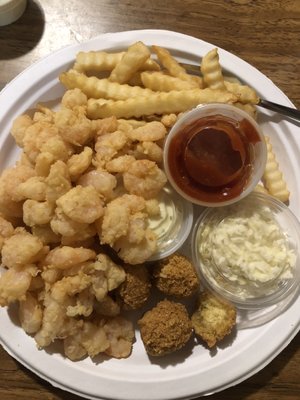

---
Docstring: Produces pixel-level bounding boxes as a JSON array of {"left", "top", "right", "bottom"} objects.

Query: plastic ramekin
[
  {"left": 164, "top": 103, "right": 267, "bottom": 207},
  {"left": 191, "top": 191, "right": 300, "bottom": 310}
]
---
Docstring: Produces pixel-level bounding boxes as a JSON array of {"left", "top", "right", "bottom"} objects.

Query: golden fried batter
[
  {"left": 138, "top": 299, "right": 192, "bottom": 356},
  {"left": 191, "top": 291, "right": 236, "bottom": 348},
  {"left": 153, "top": 253, "right": 199, "bottom": 297},
  {"left": 117, "top": 264, "right": 151, "bottom": 310}
]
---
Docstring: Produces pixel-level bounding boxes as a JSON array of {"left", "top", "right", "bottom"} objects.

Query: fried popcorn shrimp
[
  {"left": 54, "top": 107, "right": 94, "bottom": 146},
  {"left": 66, "top": 288, "right": 94, "bottom": 317},
  {"left": 91, "top": 115, "right": 118, "bottom": 136},
  {"left": 40, "top": 134, "right": 74, "bottom": 162},
  {"left": 45, "top": 160, "right": 72, "bottom": 203},
  {"left": 50, "top": 206, "right": 89, "bottom": 237},
  {"left": 35, "top": 152, "right": 56, "bottom": 177},
  {"left": 35, "top": 275, "right": 90, "bottom": 347},
  {"left": 64, "top": 320, "right": 109, "bottom": 361},
  {"left": 61, "top": 88, "right": 88, "bottom": 109},
  {"left": 19, "top": 292, "right": 43, "bottom": 334},
  {"left": 95, "top": 253, "right": 126, "bottom": 291},
  {"left": 94, "top": 130, "right": 129, "bottom": 167},
  {"left": 153, "top": 253, "right": 199, "bottom": 297},
  {"left": 145, "top": 198, "right": 160, "bottom": 216},
  {"left": 1, "top": 228, "right": 48, "bottom": 269},
  {"left": 10, "top": 114, "right": 33, "bottom": 147},
  {"left": 77, "top": 169, "right": 117, "bottom": 200},
  {"left": 16, "top": 176, "right": 47, "bottom": 201},
  {"left": 134, "top": 141, "right": 163, "bottom": 163},
  {"left": 100, "top": 194, "right": 146, "bottom": 246},
  {"left": 105, "top": 155, "right": 135, "bottom": 174},
  {"left": 117, "top": 264, "right": 151, "bottom": 310},
  {"left": 0, "top": 164, "right": 35, "bottom": 202},
  {"left": 56, "top": 186, "right": 104, "bottom": 224},
  {"left": 104, "top": 316, "right": 135, "bottom": 358},
  {"left": 123, "top": 159, "right": 167, "bottom": 199},
  {"left": 67, "top": 146, "right": 93, "bottom": 180},
  {"left": 23, "top": 200, "right": 54, "bottom": 227},
  {"left": 138, "top": 300, "right": 192, "bottom": 356},
  {"left": 23, "top": 121, "right": 59, "bottom": 162},
  {"left": 160, "top": 113, "right": 178, "bottom": 128},
  {"left": 32, "top": 105, "right": 55, "bottom": 124},
  {"left": 127, "top": 121, "right": 167, "bottom": 142},
  {"left": 94, "top": 295, "right": 120, "bottom": 317},
  {"left": 0, "top": 267, "right": 33, "bottom": 306},
  {"left": 191, "top": 291, "right": 237, "bottom": 348},
  {"left": 61, "top": 223, "right": 97, "bottom": 246},
  {"left": 43, "top": 246, "right": 96, "bottom": 270},
  {"left": 100, "top": 194, "right": 157, "bottom": 264},
  {"left": 0, "top": 216, "right": 14, "bottom": 250},
  {"left": 113, "top": 228, "right": 157, "bottom": 265},
  {"left": 31, "top": 225, "right": 61, "bottom": 245}
]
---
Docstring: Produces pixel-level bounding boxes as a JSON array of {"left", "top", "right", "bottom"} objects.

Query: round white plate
[{"left": 1, "top": 29, "right": 300, "bottom": 400}]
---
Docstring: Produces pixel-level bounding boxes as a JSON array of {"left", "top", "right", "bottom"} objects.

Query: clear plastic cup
[
  {"left": 191, "top": 191, "right": 300, "bottom": 310},
  {"left": 164, "top": 103, "right": 267, "bottom": 207},
  {"left": 147, "top": 184, "right": 193, "bottom": 261}
]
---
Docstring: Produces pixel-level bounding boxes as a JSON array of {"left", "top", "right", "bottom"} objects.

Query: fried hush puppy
[
  {"left": 117, "top": 264, "right": 151, "bottom": 310},
  {"left": 191, "top": 291, "right": 237, "bottom": 348},
  {"left": 153, "top": 253, "right": 199, "bottom": 297},
  {"left": 138, "top": 299, "right": 192, "bottom": 356}
]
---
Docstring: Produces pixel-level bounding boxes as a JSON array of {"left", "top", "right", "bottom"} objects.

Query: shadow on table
[{"left": 0, "top": 0, "right": 45, "bottom": 60}]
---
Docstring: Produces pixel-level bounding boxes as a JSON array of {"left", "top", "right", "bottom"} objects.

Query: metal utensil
[{"left": 180, "top": 62, "right": 300, "bottom": 122}]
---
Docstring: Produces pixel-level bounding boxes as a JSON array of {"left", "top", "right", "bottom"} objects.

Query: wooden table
[{"left": 0, "top": 0, "right": 299, "bottom": 399}]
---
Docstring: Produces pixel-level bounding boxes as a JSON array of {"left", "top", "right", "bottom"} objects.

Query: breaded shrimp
[{"left": 123, "top": 159, "right": 167, "bottom": 199}]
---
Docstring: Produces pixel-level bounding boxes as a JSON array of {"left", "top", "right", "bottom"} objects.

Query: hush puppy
[
  {"left": 153, "top": 253, "right": 199, "bottom": 297},
  {"left": 117, "top": 264, "right": 151, "bottom": 310},
  {"left": 138, "top": 299, "right": 192, "bottom": 356},
  {"left": 191, "top": 291, "right": 237, "bottom": 348}
]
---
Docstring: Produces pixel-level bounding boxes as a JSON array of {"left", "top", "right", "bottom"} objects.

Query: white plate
[{"left": 1, "top": 29, "right": 300, "bottom": 400}]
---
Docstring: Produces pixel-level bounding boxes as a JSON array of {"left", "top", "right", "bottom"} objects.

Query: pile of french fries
[{"left": 59, "top": 41, "right": 289, "bottom": 202}]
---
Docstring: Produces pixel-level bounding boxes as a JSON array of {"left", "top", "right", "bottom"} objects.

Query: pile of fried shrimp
[{"left": 0, "top": 42, "right": 289, "bottom": 361}]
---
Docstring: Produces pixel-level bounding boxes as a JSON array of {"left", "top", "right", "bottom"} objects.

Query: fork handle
[{"left": 258, "top": 99, "right": 300, "bottom": 121}]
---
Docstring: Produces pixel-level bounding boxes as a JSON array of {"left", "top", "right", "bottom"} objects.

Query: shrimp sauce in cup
[{"left": 163, "top": 104, "right": 267, "bottom": 207}]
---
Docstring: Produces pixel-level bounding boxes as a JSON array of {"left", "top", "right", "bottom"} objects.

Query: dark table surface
[{"left": 0, "top": 1, "right": 300, "bottom": 399}]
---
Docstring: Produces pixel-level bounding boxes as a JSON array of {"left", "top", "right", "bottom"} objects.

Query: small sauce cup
[
  {"left": 147, "top": 184, "right": 193, "bottom": 261},
  {"left": 191, "top": 192, "right": 300, "bottom": 310},
  {"left": 163, "top": 103, "right": 267, "bottom": 207}
]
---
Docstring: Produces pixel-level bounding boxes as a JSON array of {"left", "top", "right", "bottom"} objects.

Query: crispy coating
[
  {"left": 153, "top": 253, "right": 199, "bottom": 297},
  {"left": 191, "top": 291, "right": 237, "bottom": 348},
  {"left": 117, "top": 264, "right": 151, "bottom": 310},
  {"left": 138, "top": 299, "right": 192, "bottom": 356}
]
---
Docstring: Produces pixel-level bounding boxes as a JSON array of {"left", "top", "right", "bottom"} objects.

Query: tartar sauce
[
  {"left": 147, "top": 185, "right": 193, "bottom": 260},
  {"left": 199, "top": 201, "right": 296, "bottom": 296},
  {"left": 148, "top": 191, "right": 177, "bottom": 249}
]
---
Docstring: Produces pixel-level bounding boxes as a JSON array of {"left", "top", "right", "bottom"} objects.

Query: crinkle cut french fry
[
  {"left": 75, "top": 50, "right": 160, "bottom": 72},
  {"left": 76, "top": 51, "right": 125, "bottom": 72},
  {"left": 263, "top": 136, "right": 290, "bottom": 202},
  {"left": 87, "top": 88, "right": 237, "bottom": 119},
  {"left": 224, "top": 81, "right": 259, "bottom": 104},
  {"left": 253, "top": 183, "right": 269, "bottom": 195},
  {"left": 59, "top": 71, "right": 154, "bottom": 100},
  {"left": 109, "top": 42, "right": 151, "bottom": 84},
  {"left": 201, "top": 48, "right": 226, "bottom": 90},
  {"left": 152, "top": 45, "right": 198, "bottom": 86},
  {"left": 141, "top": 71, "right": 197, "bottom": 91}
]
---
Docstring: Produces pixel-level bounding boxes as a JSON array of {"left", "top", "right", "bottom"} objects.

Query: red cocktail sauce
[{"left": 167, "top": 114, "right": 262, "bottom": 203}]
